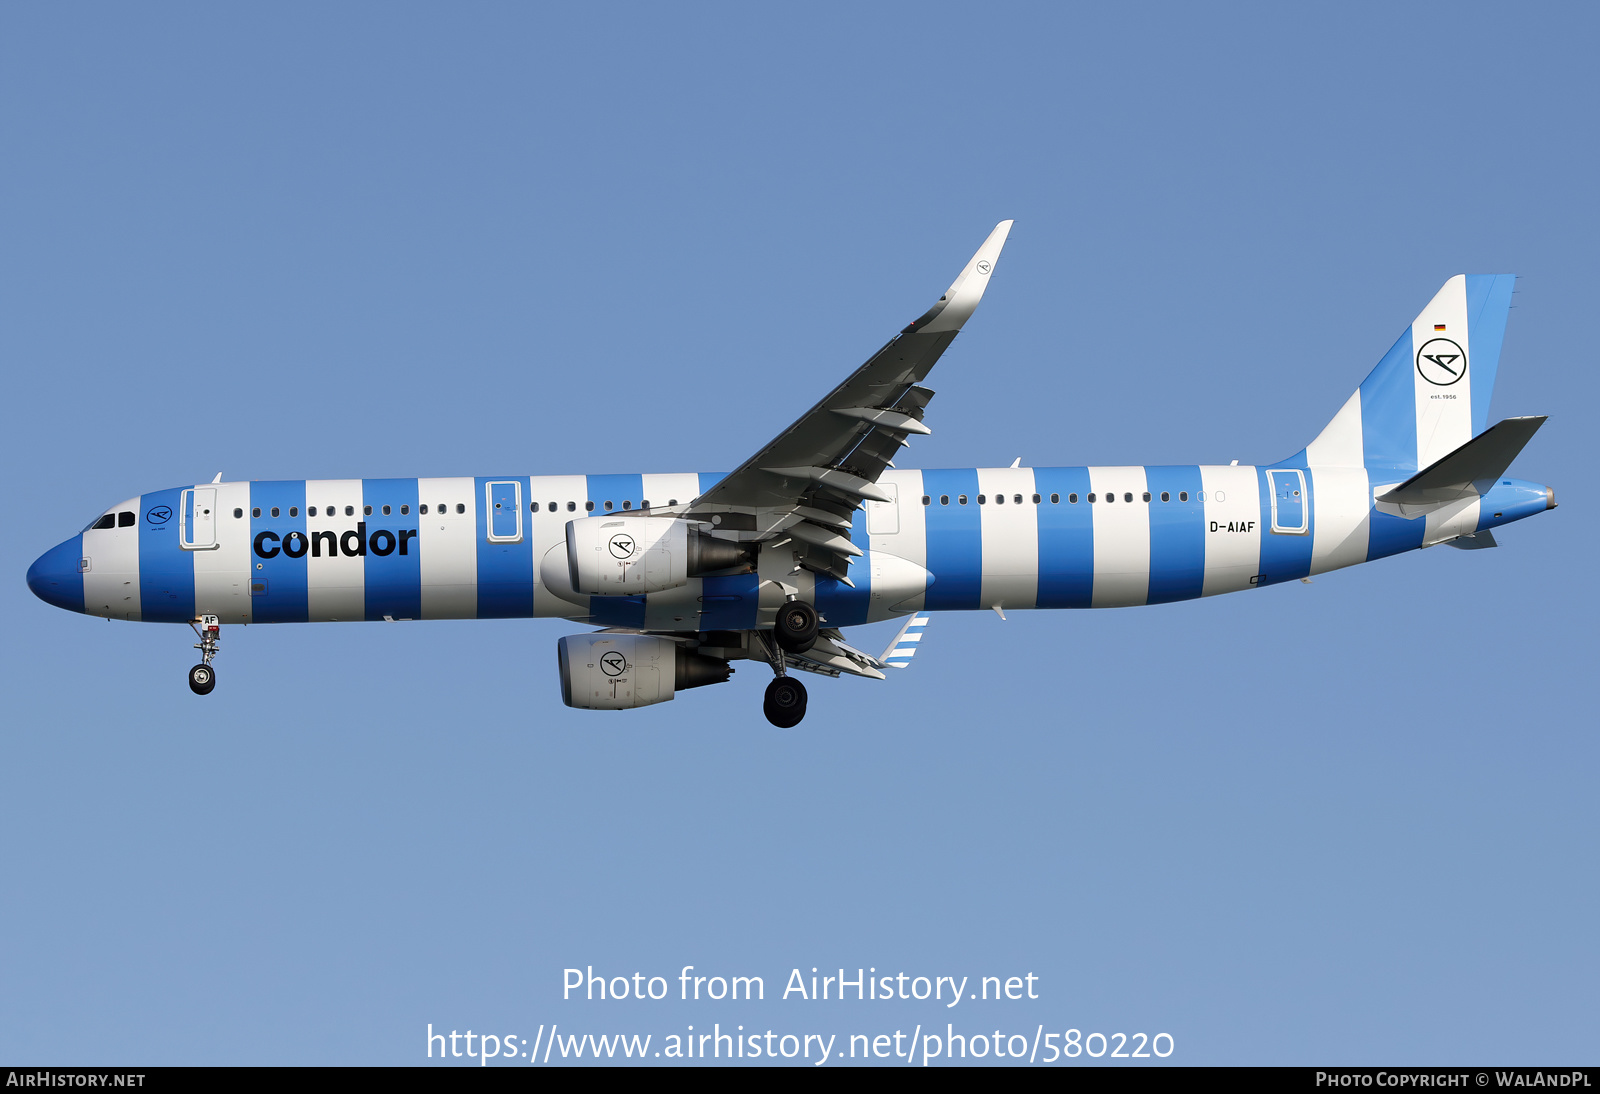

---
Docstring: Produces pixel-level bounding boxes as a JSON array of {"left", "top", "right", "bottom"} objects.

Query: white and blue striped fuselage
[{"left": 37, "top": 464, "right": 1552, "bottom": 630}]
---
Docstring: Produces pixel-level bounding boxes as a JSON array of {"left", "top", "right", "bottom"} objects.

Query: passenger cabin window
[
  {"left": 922, "top": 495, "right": 931, "bottom": 505},
  {"left": 363, "top": 505, "right": 372, "bottom": 516},
  {"left": 381, "top": 504, "right": 391, "bottom": 516},
  {"left": 604, "top": 501, "right": 613, "bottom": 511},
  {"left": 940, "top": 495, "right": 950, "bottom": 505},
  {"left": 1161, "top": 492, "right": 1170, "bottom": 502},
  {"left": 1069, "top": 493, "right": 1078, "bottom": 503},
  {"left": 548, "top": 502, "right": 557, "bottom": 512},
  {"left": 1180, "top": 491, "right": 1189, "bottom": 502},
  {"left": 233, "top": 508, "right": 243, "bottom": 519},
  {"left": 994, "top": 494, "right": 1002, "bottom": 504},
  {"left": 252, "top": 507, "right": 261, "bottom": 518},
  {"left": 270, "top": 507, "right": 280, "bottom": 518},
  {"left": 958, "top": 495, "right": 968, "bottom": 505},
  {"left": 455, "top": 503, "right": 465, "bottom": 514},
  {"left": 1141, "top": 492, "right": 1150, "bottom": 503},
  {"left": 978, "top": 494, "right": 986, "bottom": 504},
  {"left": 622, "top": 501, "right": 631, "bottom": 510},
  {"left": 420, "top": 505, "right": 428, "bottom": 514},
  {"left": 118, "top": 511, "right": 135, "bottom": 527},
  {"left": 400, "top": 504, "right": 409, "bottom": 515},
  {"left": 585, "top": 501, "right": 595, "bottom": 512},
  {"left": 1015, "top": 495, "right": 1024, "bottom": 505},
  {"left": 1050, "top": 493, "right": 1060, "bottom": 504},
  {"left": 1033, "top": 493, "right": 1041, "bottom": 504},
  {"left": 289, "top": 506, "right": 299, "bottom": 517},
  {"left": 1088, "top": 493, "right": 1097, "bottom": 503},
  {"left": 1124, "top": 492, "right": 1134, "bottom": 503},
  {"left": 567, "top": 501, "right": 576, "bottom": 512}
]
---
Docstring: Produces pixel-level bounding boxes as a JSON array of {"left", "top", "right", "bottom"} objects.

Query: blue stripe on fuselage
[
  {"left": 696, "top": 472, "right": 726, "bottom": 500},
  {"left": 1032, "top": 467, "right": 1093, "bottom": 609},
  {"left": 138, "top": 488, "right": 196, "bottom": 622},
  {"left": 813, "top": 504, "right": 872, "bottom": 626},
  {"left": 1254, "top": 467, "right": 1314, "bottom": 586},
  {"left": 362, "top": 479, "right": 421, "bottom": 621},
  {"left": 1144, "top": 466, "right": 1205, "bottom": 604},
  {"left": 475, "top": 477, "right": 534, "bottom": 618},
  {"left": 248, "top": 481, "right": 309, "bottom": 624},
  {"left": 921, "top": 468, "right": 982, "bottom": 611},
  {"left": 699, "top": 572, "right": 759, "bottom": 630}
]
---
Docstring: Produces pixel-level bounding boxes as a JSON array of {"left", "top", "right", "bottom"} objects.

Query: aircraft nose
[{"left": 26, "top": 536, "right": 86, "bottom": 613}]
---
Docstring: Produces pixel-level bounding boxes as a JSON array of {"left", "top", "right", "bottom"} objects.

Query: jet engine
[
  {"left": 563, "top": 516, "right": 753, "bottom": 596},
  {"left": 557, "top": 633, "right": 733, "bottom": 710}
]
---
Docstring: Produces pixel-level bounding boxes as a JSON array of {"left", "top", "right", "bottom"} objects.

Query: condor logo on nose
[{"left": 253, "top": 521, "right": 418, "bottom": 560}]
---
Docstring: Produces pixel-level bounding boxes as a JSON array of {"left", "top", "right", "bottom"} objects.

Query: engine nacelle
[
  {"left": 557, "top": 633, "right": 733, "bottom": 710},
  {"left": 563, "top": 516, "right": 753, "bottom": 596}
]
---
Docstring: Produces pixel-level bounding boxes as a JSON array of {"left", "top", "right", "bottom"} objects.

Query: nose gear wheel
[{"left": 188, "top": 615, "right": 221, "bottom": 695}]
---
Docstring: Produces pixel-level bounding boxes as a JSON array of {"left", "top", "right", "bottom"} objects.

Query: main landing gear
[
  {"left": 759, "top": 608, "right": 812, "bottom": 728},
  {"left": 763, "top": 675, "right": 807, "bottom": 729},
  {"left": 773, "top": 599, "right": 819, "bottom": 654},
  {"left": 188, "top": 615, "right": 220, "bottom": 695}
]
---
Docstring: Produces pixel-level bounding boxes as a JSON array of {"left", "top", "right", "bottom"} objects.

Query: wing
[{"left": 686, "top": 221, "right": 1013, "bottom": 582}]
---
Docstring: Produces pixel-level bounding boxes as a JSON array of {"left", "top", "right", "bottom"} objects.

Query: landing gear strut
[
  {"left": 188, "top": 615, "right": 220, "bottom": 695},
  {"left": 756, "top": 629, "right": 808, "bottom": 728}
]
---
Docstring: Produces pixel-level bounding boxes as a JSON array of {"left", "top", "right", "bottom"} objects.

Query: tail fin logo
[{"left": 1417, "top": 338, "right": 1467, "bottom": 386}]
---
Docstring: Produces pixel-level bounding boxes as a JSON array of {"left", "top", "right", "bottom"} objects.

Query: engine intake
[
  {"left": 564, "top": 516, "right": 753, "bottom": 596},
  {"left": 558, "top": 633, "right": 733, "bottom": 710}
]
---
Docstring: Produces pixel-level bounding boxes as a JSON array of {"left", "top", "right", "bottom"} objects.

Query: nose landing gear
[{"left": 188, "top": 615, "right": 220, "bottom": 695}]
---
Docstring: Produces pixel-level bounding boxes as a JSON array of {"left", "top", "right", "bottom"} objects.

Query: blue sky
[{"left": 2, "top": 2, "right": 1594, "bottom": 1065}]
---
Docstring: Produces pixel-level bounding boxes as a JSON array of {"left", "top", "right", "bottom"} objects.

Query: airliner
[{"left": 26, "top": 223, "right": 1556, "bottom": 726}]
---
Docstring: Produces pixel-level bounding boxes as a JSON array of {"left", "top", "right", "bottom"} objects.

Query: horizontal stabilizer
[
  {"left": 1377, "top": 416, "right": 1546, "bottom": 507},
  {"left": 1444, "top": 530, "right": 1498, "bottom": 550},
  {"left": 881, "top": 614, "right": 929, "bottom": 668}
]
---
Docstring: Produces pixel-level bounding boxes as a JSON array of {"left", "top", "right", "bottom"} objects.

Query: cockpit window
[
  {"left": 88, "top": 513, "right": 115, "bottom": 531},
  {"left": 118, "top": 511, "right": 135, "bottom": 527}
]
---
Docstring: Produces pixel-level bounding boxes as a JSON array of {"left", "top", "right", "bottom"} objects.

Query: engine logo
[
  {"left": 600, "top": 651, "right": 627, "bottom": 677},
  {"left": 608, "top": 533, "right": 636, "bottom": 559},
  {"left": 976, "top": 259, "right": 992, "bottom": 275},
  {"left": 1415, "top": 337, "right": 1467, "bottom": 386}
]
